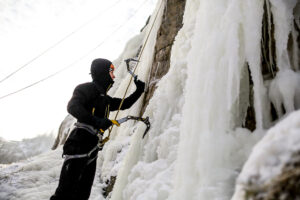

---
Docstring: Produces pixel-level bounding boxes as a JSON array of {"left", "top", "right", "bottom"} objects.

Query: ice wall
[
  {"left": 1, "top": 0, "right": 298, "bottom": 199},
  {"left": 109, "top": 0, "right": 265, "bottom": 199},
  {"left": 170, "top": 0, "right": 266, "bottom": 199},
  {"left": 109, "top": 0, "right": 299, "bottom": 199}
]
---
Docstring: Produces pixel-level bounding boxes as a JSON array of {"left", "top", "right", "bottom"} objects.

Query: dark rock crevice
[
  {"left": 140, "top": 0, "right": 186, "bottom": 116},
  {"left": 261, "top": 0, "right": 277, "bottom": 80},
  {"left": 243, "top": 63, "right": 256, "bottom": 132}
]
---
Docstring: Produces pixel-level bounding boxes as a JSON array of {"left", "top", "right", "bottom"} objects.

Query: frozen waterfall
[{"left": 0, "top": 0, "right": 299, "bottom": 199}]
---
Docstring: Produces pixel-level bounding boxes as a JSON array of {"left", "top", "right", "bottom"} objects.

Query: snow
[
  {"left": 0, "top": 0, "right": 299, "bottom": 199},
  {"left": 0, "top": 135, "right": 54, "bottom": 164},
  {"left": 0, "top": 148, "right": 63, "bottom": 200},
  {"left": 231, "top": 110, "right": 300, "bottom": 200}
]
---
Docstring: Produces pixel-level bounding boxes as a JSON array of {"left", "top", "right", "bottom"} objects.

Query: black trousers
[{"left": 50, "top": 154, "right": 97, "bottom": 200}]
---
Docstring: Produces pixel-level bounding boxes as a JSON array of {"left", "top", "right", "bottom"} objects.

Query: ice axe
[
  {"left": 111, "top": 116, "right": 150, "bottom": 138},
  {"left": 99, "top": 116, "right": 150, "bottom": 147},
  {"left": 125, "top": 58, "right": 139, "bottom": 81}
]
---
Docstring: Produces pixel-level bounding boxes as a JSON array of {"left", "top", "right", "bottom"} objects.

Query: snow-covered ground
[
  {"left": 0, "top": 148, "right": 63, "bottom": 200},
  {"left": 0, "top": 135, "right": 54, "bottom": 164},
  {"left": 0, "top": 0, "right": 299, "bottom": 199}
]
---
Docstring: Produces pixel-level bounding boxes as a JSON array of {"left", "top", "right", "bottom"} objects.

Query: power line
[
  {"left": 0, "top": 0, "right": 149, "bottom": 101},
  {"left": 0, "top": 0, "right": 123, "bottom": 84}
]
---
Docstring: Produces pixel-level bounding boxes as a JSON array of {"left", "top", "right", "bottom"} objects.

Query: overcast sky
[{"left": 0, "top": 0, "right": 156, "bottom": 140}]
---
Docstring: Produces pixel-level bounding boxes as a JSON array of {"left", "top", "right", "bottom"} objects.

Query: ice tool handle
[
  {"left": 116, "top": 115, "right": 151, "bottom": 138},
  {"left": 125, "top": 58, "right": 139, "bottom": 81}
]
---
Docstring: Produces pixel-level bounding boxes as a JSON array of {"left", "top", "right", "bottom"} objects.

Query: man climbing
[{"left": 50, "top": 58, "right": 145, "bottom": 200}]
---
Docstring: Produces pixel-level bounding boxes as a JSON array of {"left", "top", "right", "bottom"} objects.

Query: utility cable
[
  {"left": 0, "top": 0, "right": 149, "bottom": 101},
  {"left": 0, "top": 0, "right": 123, "bottom": 84}
]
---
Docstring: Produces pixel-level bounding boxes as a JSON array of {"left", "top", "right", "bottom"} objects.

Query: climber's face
[{"left": 109, "top": 64, "right": 115, "bottom": 80}]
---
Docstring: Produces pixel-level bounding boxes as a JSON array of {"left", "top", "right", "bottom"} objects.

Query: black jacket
[
  {"left": 64, "top": 58, "right": 144, "bottom": 154},
  {"left": 67, "top": 81, "right": 144, "bottom": 129},
  {"left": 64, "top": 82, "right": 144, "bottom": 154}
]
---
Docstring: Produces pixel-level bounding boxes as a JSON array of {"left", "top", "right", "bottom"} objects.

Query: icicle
[
  {"left": 269, "top": 0, "right": 298, "bottom": 70},
  {"left": 269, "top": 69, "right": 300, "bottom": 117},
  {"left": 243, "top": 0, "right": 266, "bottom": 129}
]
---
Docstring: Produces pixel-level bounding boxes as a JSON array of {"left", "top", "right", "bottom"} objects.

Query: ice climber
[{"left": 50, "top": 58, "right": 145, "bottom": 200}]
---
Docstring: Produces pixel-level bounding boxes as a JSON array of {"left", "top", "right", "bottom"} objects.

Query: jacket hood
[{"left": 90, "top": 58, "right": 114, "bottom": 92}]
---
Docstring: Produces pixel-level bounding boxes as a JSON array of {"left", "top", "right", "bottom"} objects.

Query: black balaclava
[{"left": 90, "top": 58, "right": 114, "bottom": 92}]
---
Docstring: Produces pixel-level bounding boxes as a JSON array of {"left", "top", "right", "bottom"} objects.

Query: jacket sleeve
[
  {"left": 67, "top": 85, "right": 99, "bottom": 127},
  {"left": 109, "top": 86, "right": 144, "bottom": 111}
]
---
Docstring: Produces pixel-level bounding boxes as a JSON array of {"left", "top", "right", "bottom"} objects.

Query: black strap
[
  {"left": 63, "top": 145, "right": 99, "bottom": 162},
  {"left": 75, "top": 122, "right": 100, "bottom": 136}
]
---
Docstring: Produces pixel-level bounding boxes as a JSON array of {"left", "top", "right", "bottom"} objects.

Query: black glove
[
  {"left": 134, "top": 79, "right": 145, "bottom": 92},
  {"left": 95, "top": 118, "right": 112, "bottom": 131}
]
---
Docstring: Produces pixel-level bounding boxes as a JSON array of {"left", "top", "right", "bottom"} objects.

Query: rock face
[
  {"left": 232, "top": 110, "right": 300, "bottom": 200},
  {"left": 245, "top": 151, "right": 300, "bottom": 200},
  {"left": 51, "top": 115, "right": 76, "bottom": 150},
  {"left": 140, "top": 0, "right": 186, "bottom": 115},
  {"left": 102, "top": 176, "right": 117, "bottom": 198}
]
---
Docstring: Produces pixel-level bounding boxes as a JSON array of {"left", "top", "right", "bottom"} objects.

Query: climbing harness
[
  {"left": 63, "top": 145, "right": 99, "bottom": 164},
  {"left": 74, "top": 122, "right": 102, "bottom": 137},
  {"left": 62, "top": 122, "right": 103, "bottom": 163},
  {"left": 64, "top": 114, "right": 151, "bottom": 161}
]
